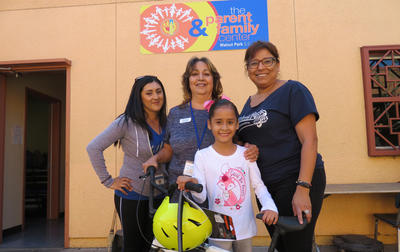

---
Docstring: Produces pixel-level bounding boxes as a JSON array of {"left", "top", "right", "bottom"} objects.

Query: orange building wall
[{"left": 0, "top": 0, "right": 399, "bottom": 247}]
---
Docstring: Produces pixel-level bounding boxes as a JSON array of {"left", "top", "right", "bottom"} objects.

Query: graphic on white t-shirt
[
  {"left": 238, "top": 109, "right": 268, "bottom": 132},
  {"left": 215, "top": 164, "right": 246, "bottom": 210}
]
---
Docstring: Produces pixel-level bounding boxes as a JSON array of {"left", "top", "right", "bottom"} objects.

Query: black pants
[
  {"left": 261, "top": 168, "right": 326, "bottom": 252},
  {"left": 114, "top": 195, "right": 162, "bottom": 252}
]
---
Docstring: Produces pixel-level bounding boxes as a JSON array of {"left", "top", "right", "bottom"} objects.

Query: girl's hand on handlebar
[
  {"left": 243, "top": 143, "right": 259, "bottom": 162},
  {"left": 261, "top": 210, "right": 278, "bottom": 225},
  {"left": 143, "top": 156, "right": 158, "bottom": 173},
  {"left": 176, "top": 176, "right": 198, "bottom": 191},
  {"left": 110, "top": 177, "right": 133, "bottom": 195}
]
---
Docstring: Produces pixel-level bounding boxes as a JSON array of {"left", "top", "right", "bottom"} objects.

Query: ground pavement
[{"left": 0, "top": 245, "right": 397, "bottom": 252}]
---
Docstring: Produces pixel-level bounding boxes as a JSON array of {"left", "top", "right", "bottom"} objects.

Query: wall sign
[{"left": 140, "top": 0, "right": 268, "bottom": 54}]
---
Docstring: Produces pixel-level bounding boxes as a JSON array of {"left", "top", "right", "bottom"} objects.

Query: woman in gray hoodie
[{"left": 87, "top": 75, "right": 167, "bottom": 252}]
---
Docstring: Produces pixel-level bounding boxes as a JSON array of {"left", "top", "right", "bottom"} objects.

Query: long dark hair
[
  {"left": 115, "top": 75, "right": 167, "bottom": 145},
  {"left": 180, "top": 57, "right": 223, "bottom": 106}
]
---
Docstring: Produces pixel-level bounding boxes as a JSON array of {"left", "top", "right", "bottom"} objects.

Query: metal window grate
[{"left": 361, "top": 45, "right": 400, "bottom": 156}]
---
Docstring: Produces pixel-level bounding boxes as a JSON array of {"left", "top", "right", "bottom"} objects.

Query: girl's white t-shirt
[{"left": 191, "top": 145, "right": 278, "bottom": 241}]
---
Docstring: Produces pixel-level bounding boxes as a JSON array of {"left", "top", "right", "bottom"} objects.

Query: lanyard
[{"left": 190, "top": 101, "right": 208, "bottom": 150}]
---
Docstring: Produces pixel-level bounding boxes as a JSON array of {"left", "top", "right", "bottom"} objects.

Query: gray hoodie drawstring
[{"left": 135, "top": 125, "right": 139, "bottom": 157}]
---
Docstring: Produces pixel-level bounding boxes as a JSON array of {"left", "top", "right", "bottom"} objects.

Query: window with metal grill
[{"left": 361, "top": 45, "right": 400, "bottom": 156}]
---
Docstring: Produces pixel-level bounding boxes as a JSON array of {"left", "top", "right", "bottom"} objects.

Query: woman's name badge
[
  {"left": 180, "top": 117, "right": 191, "bottom": 123},
  {"left": 183, "top": 160, "right": 194, "bottom": 177}
]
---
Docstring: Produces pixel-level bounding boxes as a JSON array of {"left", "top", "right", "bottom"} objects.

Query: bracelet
[{"left": 296, "top": 179, "right": 312, "bottom": 189}]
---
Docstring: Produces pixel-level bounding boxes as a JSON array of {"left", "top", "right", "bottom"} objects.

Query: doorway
[
  {"left": 0, "top": 59, "right": 70, "bottom": 248},
  {"left": 25, "top": 88, "right": 61, "bottom": 221}
]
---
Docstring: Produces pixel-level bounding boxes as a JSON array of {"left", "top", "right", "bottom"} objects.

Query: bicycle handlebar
[
  {"left": 257, "top": 212, "right": 308, "bottom": 252},
  {"left": 256, "top": 213, "right": 308, "bottom": 233},
  {"left": 185, "top": 181, "right": 203, "bottom": 193},
  {"left": 143, "top": 165, "right": 156, "bottom": 177},
  {"left": 142, "top": 166, "right": 168, "bottom": 194},
  {"left": 141, "top": 165, "right": 169, "bottom": 217}
]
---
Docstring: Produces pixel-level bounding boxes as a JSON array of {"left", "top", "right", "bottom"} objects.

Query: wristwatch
[{"left": 296, "top": 179, "right": 312, "bottom": 189}]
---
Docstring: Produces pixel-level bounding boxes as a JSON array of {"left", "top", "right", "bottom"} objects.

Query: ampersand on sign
[{"left": 189, "top": 19, "right": 208, "bottom": 37}]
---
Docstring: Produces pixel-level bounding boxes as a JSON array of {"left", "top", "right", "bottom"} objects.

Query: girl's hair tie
[{"left": 203, "top": 95, "right": 231, "bottom": 112}]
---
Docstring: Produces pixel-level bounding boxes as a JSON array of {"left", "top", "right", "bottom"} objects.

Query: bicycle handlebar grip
[
  {"left": 256, "top": 213, "right": 308, "bottom": 232},
  {"left": 185, "top": 182, "right": 203, "bottom": 193},
  {"left": 147, "top": 165, "right": 156, "bottom": 176}
]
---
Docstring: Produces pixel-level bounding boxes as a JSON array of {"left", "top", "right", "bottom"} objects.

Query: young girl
[{"left": 176, "top": 99, "right": 278, "bottom": 252}]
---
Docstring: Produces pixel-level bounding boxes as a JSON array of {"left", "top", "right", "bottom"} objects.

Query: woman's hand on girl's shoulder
[
  {"left": 244, "top": 143, "right": 259, "bottom": 162},
  {"left": 110, "top": 177, "right": 133, "bottom": 195},
  {"left": 261, "top": 210, "right": 278, "bottom": 225}
]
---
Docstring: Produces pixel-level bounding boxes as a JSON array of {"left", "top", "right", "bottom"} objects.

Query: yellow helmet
[{"left": 153, "top": 196, "right": 212, "bottom": 251}]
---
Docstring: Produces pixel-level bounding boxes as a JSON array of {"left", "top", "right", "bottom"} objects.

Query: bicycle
[
  {"left": 142, "top": 166, "right": 230, "bottom": 252},
  {"left": 143, "top": 166, "right": 310, "bottom": 252}
]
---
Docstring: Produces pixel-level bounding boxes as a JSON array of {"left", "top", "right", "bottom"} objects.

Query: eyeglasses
[
  {"left": 247, "top": 57, "right": 277, "bottom": 70},
  {"left": 135, "top": 75, "right": 158, "bottom": 81}
]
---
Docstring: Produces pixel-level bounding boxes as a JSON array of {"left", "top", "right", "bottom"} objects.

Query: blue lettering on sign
[{"left": 189, "top": 19, "right": 208, "bottom": 37}]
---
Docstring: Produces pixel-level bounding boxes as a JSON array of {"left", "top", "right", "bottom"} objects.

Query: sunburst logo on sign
[{"left": 140, "top": 4, "right": 199, "bottom": 54}]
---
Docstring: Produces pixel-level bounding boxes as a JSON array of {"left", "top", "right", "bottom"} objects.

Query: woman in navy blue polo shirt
[{"left": 238, "top": 41, "right": 326, "bottom": 252}]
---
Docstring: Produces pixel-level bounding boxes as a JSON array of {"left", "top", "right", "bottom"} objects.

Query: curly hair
[{"left": 180, "top": 57, "right": 223, "bottom": 106}]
